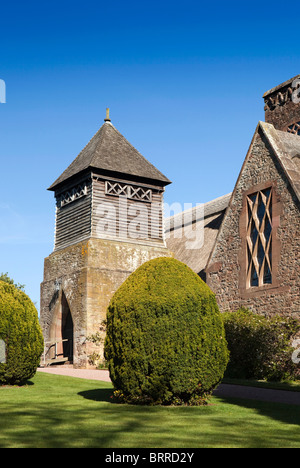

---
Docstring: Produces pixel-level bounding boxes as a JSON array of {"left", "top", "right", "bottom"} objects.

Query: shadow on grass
[
  {"left": 78, "top": 388, "right": 114, "bottom": 403},
  {"left": 79, "top": 386, "right": 300, "bottom": 431},
  {"left": 215, "top": 394, "right": 300, "bottom": 427},
  {"left": 1, "top": 391, "right": 300, "bottom": 448},
  {"left": 1, "top": 372, "right": 300, "bottom": 448}
]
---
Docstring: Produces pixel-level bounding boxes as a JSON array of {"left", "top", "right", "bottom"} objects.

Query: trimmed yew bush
[
  {"left": 104, "top": 257, "right": 229, "bottom": 405},
  {"left": 222, "top": 308, "right": 300, "bottom": 381},
  {"left": 0, "top": 281, "right": 44, "bottom": 385}
]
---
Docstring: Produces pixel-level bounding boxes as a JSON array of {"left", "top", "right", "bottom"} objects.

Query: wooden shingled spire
[{"left": 48, "top": 113, "right": 171, "bottom": 191}]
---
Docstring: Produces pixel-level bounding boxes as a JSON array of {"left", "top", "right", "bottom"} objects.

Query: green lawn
[
  {"left": 0, "top": 372, "right": 299, "bottom": 448},
  {"left": 223, "top": 378, "right": 300, "bottom": 392}
]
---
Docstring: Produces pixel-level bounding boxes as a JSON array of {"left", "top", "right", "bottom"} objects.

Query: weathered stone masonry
[
  {"left": 40, "top": 238, "right": 171, "bottom": 368},
  {"left": 207, "top": 125, "right": 300, "bottom": 318}
]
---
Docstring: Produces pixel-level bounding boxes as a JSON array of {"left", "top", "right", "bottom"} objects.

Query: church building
[
  {"left": 41, "top": 74, "right": 300, "bottom": 368},
  {"left": 167, "top": 74, "right": 300, "bottom": 319}
]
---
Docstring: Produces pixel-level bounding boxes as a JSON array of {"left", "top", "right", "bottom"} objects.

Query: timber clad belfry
[
  {"left": 166, "top": 75, "right": 300, "bottom": 319},
  {"left": 40, "top": 113, "right": 172, "bottom": 368}
]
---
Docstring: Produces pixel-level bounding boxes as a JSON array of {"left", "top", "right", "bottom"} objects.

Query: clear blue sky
[{"left": 0, "top": 0, "right": 299, "bottom": 309}]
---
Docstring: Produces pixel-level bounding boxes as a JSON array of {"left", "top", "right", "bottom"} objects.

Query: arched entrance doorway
[
  {"left": 48, "top": 290, "right": 74, "bottom": 364},
  {"left": 61, "top": 292, "right": 74, "bottom": 363}
]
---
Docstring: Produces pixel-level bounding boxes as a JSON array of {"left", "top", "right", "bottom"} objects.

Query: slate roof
[
  {"left": 165, "top": 193, "right": 231, "bottom": 278},
  {"left": 49, "top": 121, "right": 171, "bottom": 191}
]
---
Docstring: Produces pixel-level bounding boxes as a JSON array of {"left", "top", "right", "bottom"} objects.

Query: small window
[
  {"left": 287, "top": 122, "right": 300, "bottom": 136},
  {"left": 246, "top": 188, "right": 273, "bottom": 287},
  {"left": 0, "top": 339, "right": 6, "bottom": 364}
]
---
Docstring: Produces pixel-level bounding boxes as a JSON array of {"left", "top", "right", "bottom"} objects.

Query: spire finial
[{"left": 104, "top": 108, "right": 111, "bottom": 122}]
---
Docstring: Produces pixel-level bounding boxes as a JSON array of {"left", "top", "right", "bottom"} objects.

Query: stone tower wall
[
  {"left": 40, "top": 238, "right": 172, "bottom": 368},
  {"left": 264, "top": 75, "right": 300, "bottom": 131}
]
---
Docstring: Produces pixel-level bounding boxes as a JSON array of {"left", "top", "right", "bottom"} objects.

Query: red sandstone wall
[{"left": 207, "top": 128, "right": 300, "bottom": 318}]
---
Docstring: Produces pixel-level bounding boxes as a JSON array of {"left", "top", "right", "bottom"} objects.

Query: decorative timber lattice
[
  {"left": 287, "top": 121, "right": 300, "bottom": 136},
  {"left": 264, "top": 86, "right": 293, "bottom": 111},
  {"left": 246, "top": 188, "right": 273, "bottom": 288},
  {"left": 105, "top": 181, "right": 152, "bottom": 202},
  {"left": 59, "top": 183, "right": 88, "bottom": 207}
]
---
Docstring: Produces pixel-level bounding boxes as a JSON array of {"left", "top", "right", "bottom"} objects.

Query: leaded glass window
[{"left": 246, "top": 188, "right": 273, "bottom": 287}]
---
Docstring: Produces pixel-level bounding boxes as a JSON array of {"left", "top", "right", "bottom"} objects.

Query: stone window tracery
[
  {"left": 287, "top": 121, "right": 300, "bottom": 136},
  {"left": 246, "top": 188, "right": 273, "bottom": 288}
]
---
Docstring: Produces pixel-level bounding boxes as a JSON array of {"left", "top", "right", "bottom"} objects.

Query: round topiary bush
[
  {"left": 104, "top": 257, "right": 229, "bottom": 405},
  {"left": 0, "top": 281, "right": 44, "bottom": 386}
]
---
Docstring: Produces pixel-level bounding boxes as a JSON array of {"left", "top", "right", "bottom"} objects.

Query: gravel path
[
  {"left": 37, "top": 367, "right": 300, "bottom": 406},
  {"left": 37, "top": 367, "right": 111, "bottom": 382}
]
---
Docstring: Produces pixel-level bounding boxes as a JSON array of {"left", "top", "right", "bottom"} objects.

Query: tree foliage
[
  {"left": 0, "top": 280, "right": 44, "bottom": 386},
  {"left": 222, "top": 308, "right": 300, "bottom": 381},
  {"left": 104, "top": 257, "right": 229, "bottom": 405},
  {"left": 0, "top": 272, "right": 25, "bottom": 292}
]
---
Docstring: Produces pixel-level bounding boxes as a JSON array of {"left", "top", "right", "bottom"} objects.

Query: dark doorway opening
[{"left": 61, "top": 292, "right": 74, "bottom": 363}]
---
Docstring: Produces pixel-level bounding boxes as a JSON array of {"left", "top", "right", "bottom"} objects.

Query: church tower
[
  {"left": 40, "top": 111, "right": 172, "bottom": 368},
  {"left": 263, "top": 74, "right": 300, "bottom": 132}
]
